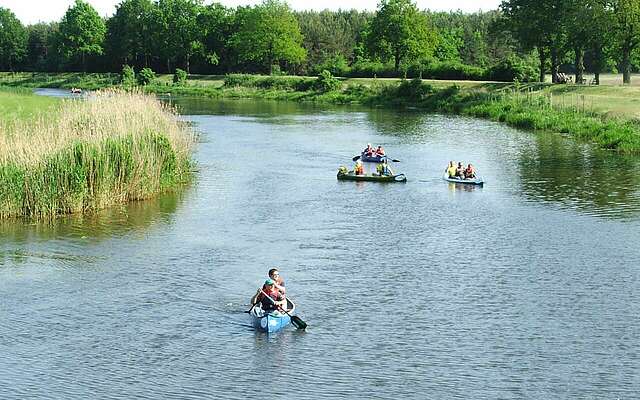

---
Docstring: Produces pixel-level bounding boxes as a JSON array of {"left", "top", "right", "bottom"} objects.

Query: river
[{"left": 1, "top": 94, "right": 639, "bottom": 399}]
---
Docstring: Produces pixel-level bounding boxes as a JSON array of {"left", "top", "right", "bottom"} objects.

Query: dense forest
[{"left": 0, "top": 0, "right": 639, "bottom": 83}]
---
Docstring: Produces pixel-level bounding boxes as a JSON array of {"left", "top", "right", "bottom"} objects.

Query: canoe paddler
[
  {"left": 253, "top": 279, "right": 284, "bottom": 312},
  {"left": 376, "top": 158, "right": 393, "bottom": 176}
]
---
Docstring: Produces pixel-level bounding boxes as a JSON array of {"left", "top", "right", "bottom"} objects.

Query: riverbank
[
  {"left": 0, "top": 89, "right": 194, "bottom": 219},
  {"left": 2, "top": 72, "right": 640, "bottom": 152}
]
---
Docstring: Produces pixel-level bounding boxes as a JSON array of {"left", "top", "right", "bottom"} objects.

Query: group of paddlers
[
  {"left": 363, "top": 143, "right": 385, "bottom": 157},
  {"left": 250, "top": 268, "right": 288, "bottom": 313},
  {"left": 446, "top": 161, "right": 476, "bottom": 180}
]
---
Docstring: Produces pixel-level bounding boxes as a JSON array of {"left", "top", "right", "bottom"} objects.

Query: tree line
[{"left": 0, "top": 0, "right": 638, "bottom": 83}]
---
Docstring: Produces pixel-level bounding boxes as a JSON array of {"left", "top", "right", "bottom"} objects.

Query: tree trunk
[
  {"left": 186, "top": 54, "right": 190, "bottom": 74},
  {"left": 551, "top": 46, "right": 560, "bottom": 83},
  {"left": 622, "top": 45, "right": 631, "bottom": 85},
  {"left": 595, "top": 72, "right": 600, "bottom": 85},
  {"left": 82, "top": 52, "right": 86, "bottom": 73},
  {"left": 394, "top": 51, "right": 401, "bottom": 75},
  {"left": 167, "top": 58, "right": 171, "bottom": 74},
  {"left": 538, "top": 47, "right": 547, "bottom": 83},
  {"left": 574, "top": 47, "right": 584, "bottom": 84}
]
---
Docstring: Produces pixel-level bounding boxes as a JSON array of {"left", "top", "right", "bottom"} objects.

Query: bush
[
  {"left": 487, "top": 56, "right": 538, "bottom": 82},
  {"left": 312, "top": 54, "right": 350, "bottom": 77},
  {"left": 121, "top": 65, "right": 136, "bottom": 87},
  {"left": 223, "top": 74, "right": 314, "bottom": 91},
  {"left": 313, "top": 70, "right": 342, "bottom": 92},
  {"left": 422, "top": 61, "right": 486, "bottom": 80},
  {"left": 137, "top": 68, "right": 156, "bottom": 86},
  {"left": 348, "top": 60, "right": 396, "bottom": 78},
  {"left": 173, "top": 69, "right": 187, "bottom": 86},
  {"left": 396, "top": 78, "right": 434, "bottom": 100}
]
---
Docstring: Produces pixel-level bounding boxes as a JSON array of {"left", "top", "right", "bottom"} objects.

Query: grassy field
[
  {"left": 0, "top": 90, "right": 195, "bottom": 219},
  {"left": 0, "top": 87, "right": 61, "bottom": 122}
]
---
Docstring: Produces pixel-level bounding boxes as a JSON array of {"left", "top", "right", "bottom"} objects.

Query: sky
[{"left": 0, "top": 0, "right": 502, "bottom": 25}]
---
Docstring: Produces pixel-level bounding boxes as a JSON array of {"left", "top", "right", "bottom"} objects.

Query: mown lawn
[{"left": 0, "top": 88, "right": 61, "bottom": 122}]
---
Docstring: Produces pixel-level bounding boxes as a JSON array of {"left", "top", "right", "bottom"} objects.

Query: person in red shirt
[
  {"left": 375, "top": 145, "right": 385, "bottom": 156},
  {"left": 253, "top": 279, "right": 284, "bottom": 312}
]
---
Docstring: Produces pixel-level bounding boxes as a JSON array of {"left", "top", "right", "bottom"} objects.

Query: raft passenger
[
  {"left": 446, "top": 161, "right": 457, "bottom": 178},
  {"left": 354, "top": 160, "right": 365, "bottom": 175},
  {"left": 375, "top": 145, "right": 385, "bottom": 156},
  {"left": 464, "top": 164, "right": 476, "bottom": 179}
]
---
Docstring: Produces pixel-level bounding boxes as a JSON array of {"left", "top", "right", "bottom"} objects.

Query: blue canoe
[
  {"left": 443, "top": 174, "right": 484, "bottom": 185},
  {"left": 360, "top": 152, "right": 386, "bottom": 163},
  {"left": 250, "top": 299, "right": 296, "bottom": 333}
]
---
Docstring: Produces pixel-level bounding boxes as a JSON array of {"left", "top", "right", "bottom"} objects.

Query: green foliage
[
  {"left": 57, "top": 0, "right": 106, "bottom": 70},
  {"left": 223, "top": 74, "right": 314, "bottom": 91},
  {"left": 0, "top": 7, "right": 28, "bottom": 70},
  {"left": 313, "top": 70, "right": 342, "bottom": 92},
  {"left": 311, "top": 53, "right": 350, "bottom": 76},
  {"left": 138, "top": 67, "right": 156, "bottom": 85},
  {"left": 105, "top": 0, "right": 155, "bottom": 69},
  {"left": 153, "top": 0, "right": 203, "bottom": 72},
  {"left": 486, "top": 56, "right": 538, "bottom": 82},
  {"left": 396, "top": 78, "right": 434, "bottom": 100},
  {"left": 230, "top": 0, "right": 306, "bottom": 73},
  {"left": 173, "top": 68, "right": 188, "bottom": 85},
  {"left": 366, "top": 0, "right": 438, "bottom": 72},
  {"left": 121, "top": 64, "right": 136, "bottom": 86},
  {"left": 422, "top": 61, "right": 486, "bottom": 80}
]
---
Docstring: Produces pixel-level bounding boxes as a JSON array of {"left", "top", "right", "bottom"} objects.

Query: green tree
[
  {"left": 0, "top": 7, "right": 28, "bottom": 71},
  {"left": 105, "top": 0, "right": 155, "bottom": 69},
  {"left": 198, "top": 3, "right": 234, "bottom": 70},
  {"left": 58, "top": 0, "right": 106, "bottom": 71},
  {"left": 153, "top": 0, "right": 203, "bottom": 73},
  {"left": 499, "top": 0, "right": 570, "bottom": 83},
  {"left": 365, "top": 0, "right": 438, "bottom": 73},
  {"left": 608, "top": 0, "right": 640, "bottom": 85},
  {"left": 26, "top": 23, "right": 59, "bottom": 71},
  {"left": 230, "top": 0, "right": 306, "bottom": 74}
]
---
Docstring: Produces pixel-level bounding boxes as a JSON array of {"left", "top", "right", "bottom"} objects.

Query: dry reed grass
[{"left": 0, "top": 90, "right": 195, "bottom": 219}]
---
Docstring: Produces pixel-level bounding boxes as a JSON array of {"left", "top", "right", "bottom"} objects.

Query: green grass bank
[
  {"left": 0, "top": 89, "right": 195, "bottom": 219},
  {"left": 2, "top": 72, "right": 640, "bottom": 153}
]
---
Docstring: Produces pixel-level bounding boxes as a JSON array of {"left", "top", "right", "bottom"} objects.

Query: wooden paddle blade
[
  {"left": 352, "top": 155, "right": 361, "bottom": 162},
  {"left": 291, "top": 316, "right": 307, "bottom": 330}
]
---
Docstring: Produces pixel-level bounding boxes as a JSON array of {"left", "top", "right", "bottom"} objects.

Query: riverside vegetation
[
  {"left": 0, "top": 89, "right": 195, "bottom": 219},
  {"left": 2, "top": 70, "right": 640, "bottom": 153}
]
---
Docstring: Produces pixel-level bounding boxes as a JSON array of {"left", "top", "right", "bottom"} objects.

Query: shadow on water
[{"left": 516, "top": 133, "right": 640, "bottom": 220}]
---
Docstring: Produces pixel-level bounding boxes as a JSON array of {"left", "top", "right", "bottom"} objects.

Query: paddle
[{"left": 259, "top": 289, "right": 307, "bottom": 330}]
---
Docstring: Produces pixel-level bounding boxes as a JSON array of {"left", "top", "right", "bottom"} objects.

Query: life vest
[{"left": 355, "top": 164, "right": 364, "bottom": 175}]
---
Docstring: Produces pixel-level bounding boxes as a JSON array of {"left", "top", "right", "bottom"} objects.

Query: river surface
[{"left": 1, "top": 94, "right": 639, "bottom": 399}]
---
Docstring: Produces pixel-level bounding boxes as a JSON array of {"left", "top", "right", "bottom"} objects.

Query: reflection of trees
[
  {"left": 165, "top": 97, "right": 336, "bottom": 117},
  {"left": 517, "top": 134, "right": 640, "bottom": 219},
  {"left": 0, "top": 189, "right": 187, "bottom": 247},
  {"left": 365, "top": 108, "right": 427, "bottom": 138}
]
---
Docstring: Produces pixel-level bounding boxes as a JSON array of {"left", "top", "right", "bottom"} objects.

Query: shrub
[
  {"left": 121, "top": 65, "right": 136, "bottom": 87},
  {"left": 312, "top": 54, "right": 350, "bottom": 77},
  {"left": 173, "top": 68, "right": 187, "bottom": 86},
  {"left": 422, "top": 61, "right": 486, "bottom": 81},
  {"left": 487, "top": 57, "right": 538, "bottom": 82},
  {"left": 396, "top": 78, "right": 433, "bottom": 100},
  {"left": 313, "top": 70, "right": 342, "bottom": 92},
  {"left": 137, "top": 67, "right": 156, "bottom": 86}
]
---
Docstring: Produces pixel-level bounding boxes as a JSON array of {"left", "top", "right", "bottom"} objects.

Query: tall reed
[{"left": 0, "top": 90, "right": 195, "bottom": 219}]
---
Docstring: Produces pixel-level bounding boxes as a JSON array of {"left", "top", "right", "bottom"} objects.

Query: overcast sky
[{"left": 0, "top": 0, "right": 502, "bottom": 25}]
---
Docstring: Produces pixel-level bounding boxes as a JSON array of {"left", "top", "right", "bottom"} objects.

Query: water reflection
[
  {"left": 0, "top": 190, "right": 187, "bottom": 264},
  {"left": 517, "top": 133, "right": 640, "bottom": 220}
]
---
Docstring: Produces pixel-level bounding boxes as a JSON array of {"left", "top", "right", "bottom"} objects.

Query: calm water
[{"left": 1, "top": 95, "right": 639, "bottom": 399}]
